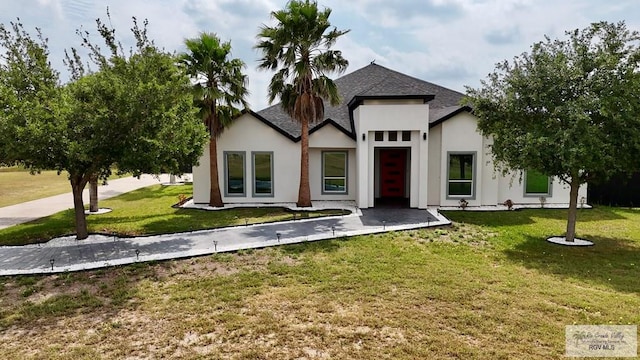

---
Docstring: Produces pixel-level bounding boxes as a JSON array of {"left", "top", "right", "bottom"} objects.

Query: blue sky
[{"left": 1, "top": 0, "right": 638, "bottom": 109}]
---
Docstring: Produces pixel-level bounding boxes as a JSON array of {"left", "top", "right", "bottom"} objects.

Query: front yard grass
[
  {"left": 0, "top": 184, "right": 346, "bottom": 246},
  {"left": 0, "top": 205, "right": 638, "bottom": 359}
]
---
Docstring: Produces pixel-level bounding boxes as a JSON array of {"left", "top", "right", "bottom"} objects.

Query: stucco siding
[
  {"left": 480, "top": 136, "right": 500, "bottom": 205},
  {"left": 497, "top": 172, "right": 587, "bottom": 205},
  {"left": 427, "top": 124, "right": 442, "bottom": 206},
  {"left": 439, "top": 113, "right": 485, "bottom": 207},
  {"left": 194, "top": 106, "right": 586, "bottom": 209},
  {"left": 353, "top": 104, "right": 430, "bottom": 208},
  {"left": 309, "top": 125, "right": 356, "bottom": 149},
  {"left": 192, "top": 114, "right": 300, "bottom": 204}
]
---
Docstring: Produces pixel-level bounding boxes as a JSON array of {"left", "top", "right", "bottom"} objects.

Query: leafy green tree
[
  {"left": 255, "top": 0, "right": 349, "bottom": 207},
  {"left": 0, "top": 18, "right": 208, "bottom": 239},
  {"left": 179, "top": 33, "right": 249, "bottom": 207},
  {"left": 465, "top": 21, "right": 640, "bottom": 242}
]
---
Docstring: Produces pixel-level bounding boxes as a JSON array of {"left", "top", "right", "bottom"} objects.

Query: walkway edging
[{"left": 0, "top": 209, "right": 450, "bottom": 276}]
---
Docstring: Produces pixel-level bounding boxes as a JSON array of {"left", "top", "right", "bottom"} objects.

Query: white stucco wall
[
  {"left": 432, "top": 112, "right": 587, "bottom": 207},
  {"left": 193, "top": 116, "right": 360, "bottom": 204},
  {"left": 427, "top": 124, "right": 442, "bottom": 206},
  {"left": 481, "top": 136, "right": 499, "bottom": 205},
  {"left": 192, "top": 114, "right": 300, "bottom": 204},
  {"left": 497, "top": 172, "right": 587, "bottom": 205},
  {"left": 439, "top": 112, "right": 486, "bottom": 207},
  {"left": 353, "top": 102, "right": 430, "bottom": 209},
  {"left": 309, "top": 125, "right": 357, "bottom": 201},
  {"left": 309, "top": 125, "right": 356, "bottom": 149},
  {"left": 193, "top": 106, "right": 587, "bottom": 208}
]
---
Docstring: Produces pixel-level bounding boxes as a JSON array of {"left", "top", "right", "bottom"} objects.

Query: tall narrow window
[
  {"left": 447, "top": 153, "right": 475, "bottom": 198},
  {"left": 252, "top": 152, "right": 273, "bottom": 197},
  {"left": 322, "top": 151, "right": 347, "bottom": 194},
  {"left": 224, "top": 152, "right": 245, "bottom": 196},
  {"left": 525, "top": 170, "right": 551, "bottom": 196}
]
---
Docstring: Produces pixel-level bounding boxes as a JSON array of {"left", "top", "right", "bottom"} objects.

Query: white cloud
[{"left": 1, "top": 0, "right": 639, "bottom": 108}]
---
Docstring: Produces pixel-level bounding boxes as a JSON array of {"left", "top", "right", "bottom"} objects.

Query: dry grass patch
[
  {"left": 1, "top": 208, "right": 639, "bottom": 359},
  {"left": 0, "top": 167, "right": 72, "bottom": 208}
]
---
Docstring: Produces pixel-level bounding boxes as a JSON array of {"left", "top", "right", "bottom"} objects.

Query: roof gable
[{"left": 255, "top": 63, "right": 468, "bottom": 140}]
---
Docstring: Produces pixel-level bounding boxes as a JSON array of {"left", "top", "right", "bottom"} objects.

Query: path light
[
  {"left": 113, "top": 231, "right": 117, "bottom": 241},
  {"left": 383, "top": 220, "right": 386, "bottom": 230},
  {"left": 332, "top": 226, "right": 336, "bottom": 237},
  {"left": 49, "top": 258, "right": 55, "bottom": 270},
  {"left": 276, "top": 232, "right": 281, "bottom": 243},
  {"left": 213, "top": 240, "right": 218, "bottom": 252},
  {"left": 135, "top": 249, "right": 140, "bottom": 260},
  {"left": 245, "top": 218, "right": 248, "bottom": 227},
  {"left": 293, "top": 213, "right": 296, "bottom": 221}
]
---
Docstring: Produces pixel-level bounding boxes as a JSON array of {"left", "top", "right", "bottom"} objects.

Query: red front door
[{"left": 380, "top": 149, "right": 406, "bottom": 198}]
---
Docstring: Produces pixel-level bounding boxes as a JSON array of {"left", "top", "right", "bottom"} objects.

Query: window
[
  {"left": 402, "top": 131, "right": 411, "bottom": 141},
  {"left": 224, "top": 152, "right": 245, "bottom": 196},
  {"left": 322, "top": 151, "right": 347, "bottom": 194},
  {"left": 447, "top": 152, "right": 475, "bottom": 198},
  {"left": 374, "top": 131, "right": 384, "bottom": 141},
  {"left": 252, "top": 152, "right": 273, "bottom": 197},
  {"left": 524, "top": 170, "right": 551, "bottom": 196},
  {"left": 388, "top": 131, "right": 398, "bottom": 141}
]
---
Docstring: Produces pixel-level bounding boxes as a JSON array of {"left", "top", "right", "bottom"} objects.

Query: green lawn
[
  {"left": 0, "top": 184, "right": 346, "bottom": 246},
  {"left": 0, "top": 206, "right": 638, "bottom": 359}
]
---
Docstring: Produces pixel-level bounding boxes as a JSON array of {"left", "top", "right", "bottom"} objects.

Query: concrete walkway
[
  {"left": 0, "top": 207, "right": 450, "bottom": 276},
  {"left": 0, "top": 174, "right": 176, "bottom": 230}
]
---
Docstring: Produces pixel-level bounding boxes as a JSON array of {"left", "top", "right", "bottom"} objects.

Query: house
[{"left": 192, "top": 63, "right": 586, "bottom": 208}]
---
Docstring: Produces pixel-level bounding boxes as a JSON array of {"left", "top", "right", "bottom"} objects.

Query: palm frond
[{"left": 179, "top": 32, "right": 249, "bottom": 138}]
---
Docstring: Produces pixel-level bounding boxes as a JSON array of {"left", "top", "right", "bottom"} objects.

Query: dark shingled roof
[{"left": 255, "top": 63, "right": 468, "bottom": 141}]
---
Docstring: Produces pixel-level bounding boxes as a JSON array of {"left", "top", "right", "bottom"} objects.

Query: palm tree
[
  {"left": 255, "top": 0, "right": 349, "bottom": 207},
  {"left": 180, "top": 33, "right": 249, "bottom": 207}
]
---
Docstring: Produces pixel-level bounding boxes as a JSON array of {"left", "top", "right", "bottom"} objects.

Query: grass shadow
[
  {"left": 503, "top": 234, "right": 639, "bottom": 294},
  {"left": 443, "top": 206, "right": 627, "bottom": 228},
  {"left": 109, "top": 184, "right": 169, "bottom": 202}
]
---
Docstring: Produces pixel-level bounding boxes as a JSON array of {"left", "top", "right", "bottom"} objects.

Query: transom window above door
[{"left": 373, "top": 131, "right": 412, "bottom": 142}]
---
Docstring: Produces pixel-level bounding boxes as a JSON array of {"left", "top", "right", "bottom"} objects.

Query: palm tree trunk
[
  {"left": 89, "top": 173, "right": 99, "bottom": 212},
  {"left": 70, "top": 174, "right": 89, "bottom": 240},
  {"left": 565, "top": 177, "right": 580, "bottom": 242},
  {"left": 209, "top": 135, "right": 224, "bottom": 207},
  {"left": 297, "top": 118, "right": 312, "bottom": 207}
]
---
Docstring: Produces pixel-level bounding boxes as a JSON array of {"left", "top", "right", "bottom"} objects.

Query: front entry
[{"left": 379, "top": 148, "right": 407, "bottom": 198}]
